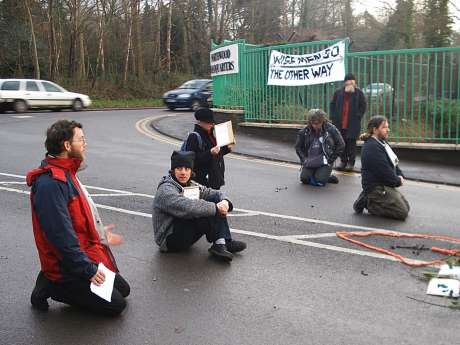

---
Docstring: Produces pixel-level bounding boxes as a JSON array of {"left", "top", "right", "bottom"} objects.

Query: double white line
[{"left": 1, "top": 171, "right": 423, "bottom": 264}]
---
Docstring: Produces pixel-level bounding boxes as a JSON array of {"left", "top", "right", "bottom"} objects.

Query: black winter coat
[
  {"left": 295, "top": 121, "right": 345, "bottom": 165},
  {"left": 185, "top": 124, "right": 230, "bottom": 189},
  {"left": 361, "top": 137, "right": 404, "bottom": 194},
  {"left": 330, "top": 87, "right": 367, "bottom": 139}
]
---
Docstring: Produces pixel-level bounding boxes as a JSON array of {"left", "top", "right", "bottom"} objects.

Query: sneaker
[
  {"left": 345, "top": 163, "right": 355, "bottom": 172},
  {"left": 208, "top": 243, "right": 233, "bottom": 262},
  {"left": 31, "top": 271, "right": 51, "bottom": 311},
  {"left": 226, "top": 240, "right": 247, "bottom": 253},
  {"left": 328, "top": 175, "right": 339, "bottom": 184},
  {"left": 353, "top": 192, "right": 367, "bottom": 214},
  {"left": 337, "top": 161, "right": 347, "bottom": 171}
]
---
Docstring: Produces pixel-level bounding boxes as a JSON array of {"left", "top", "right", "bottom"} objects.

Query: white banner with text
[{"left": 267, "top": 40, "right": 346, "bottom": 86}]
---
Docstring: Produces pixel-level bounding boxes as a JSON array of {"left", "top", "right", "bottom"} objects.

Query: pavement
[
  {"left": 152, "top": 111, "right": 460, "bottom": 186},
  {"left": 1, "top": 108, "right": 460, "bottom": 345}
]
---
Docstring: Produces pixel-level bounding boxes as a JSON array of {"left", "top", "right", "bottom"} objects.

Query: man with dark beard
[
  {"left": 27, "top": 120, "right": 129, "bottom": 315},
  {"left": 330, "top": 73, "right": 367, "bottom": 171},
  {"left": 353, "top": 116, "right": 410, "bottom": 220}
]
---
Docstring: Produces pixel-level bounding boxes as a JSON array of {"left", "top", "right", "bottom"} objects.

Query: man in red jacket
[{"left": 27, "top": 120, "right": 129, "bottom": 316}]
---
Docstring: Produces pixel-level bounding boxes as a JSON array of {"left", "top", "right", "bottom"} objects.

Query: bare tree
[
  {"left": 24, "top": 0, "right": 40, "bottom": 79},
  {"left": 123, "top": 0, "right": 134, "bottom": 82},
  {"left": 154, "top": 0, "right": 162, "bottom": 71},
  {"left": 165, "top": 0, "right": 172, "bottom": 73}
]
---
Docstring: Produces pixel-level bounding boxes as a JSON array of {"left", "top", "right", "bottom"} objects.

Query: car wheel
[
  {"left": 191, "top": 99, "right": 201, "bottom": 112},
  {"left": 167, "top": 106, "right": 176, "bottom": 110},
  {"left": 72, "top": 99, "right": 83, "bottom": 111},
  {"left": 14, "top": 100, "right": 28, "bottom": 113}
]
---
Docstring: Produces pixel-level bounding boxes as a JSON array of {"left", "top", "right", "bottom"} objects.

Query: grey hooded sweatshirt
[{"left": 152, "top": 175, "right": 227, "bottom": 251}]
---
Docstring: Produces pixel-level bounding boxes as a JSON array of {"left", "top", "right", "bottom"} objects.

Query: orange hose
[{"left": 336, "top": 230, "right": 460, "bottom": 267}]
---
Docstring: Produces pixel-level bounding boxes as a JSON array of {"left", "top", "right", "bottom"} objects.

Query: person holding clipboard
[{"left": 184, "top": 108, "right": 233, "bottom": 190}]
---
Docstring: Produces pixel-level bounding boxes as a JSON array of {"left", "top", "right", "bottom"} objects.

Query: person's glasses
[{"left": 72, "top": 137, "right": 87, "bottom": 144}]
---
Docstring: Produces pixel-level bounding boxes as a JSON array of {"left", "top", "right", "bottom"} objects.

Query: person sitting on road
[
  {"left": 152, "top": 150, "right": 246, "bottom": 262},
  {"left": 353, "top": 115, "right": 410, "bottom": 220},
  {"left": 27, "top": 120, "right": 130, "bottom": 316},
  {"left": 184, "top": 108, "right": 232, "bottom": 190},
  {"left": 295, "top": 109, "right": 345, "bottom": 186}
]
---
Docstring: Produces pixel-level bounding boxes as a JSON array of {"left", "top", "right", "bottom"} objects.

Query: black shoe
[
  {"left": 31, "top": 271, "right": 51, "bottom": 311},
  {"left": 328, "top": 175, "right": 339, "bottom": 184},
  {"left": 337, "top": 161, "right": 347, "bottom": 171},
  {"left": 226, "top": 240, "right": 247, "bottom": 253},
  {"left": 208, "top": 244, "right": 233, "bottom": 262},
  {"left": 353, "top": 192, "right": 367, "bottom": 214},
  {"left": 345, "top": 163, "right": 355, "bottom": 172}
]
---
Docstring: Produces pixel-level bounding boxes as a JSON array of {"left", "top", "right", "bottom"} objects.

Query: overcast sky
[{"left": 353, "top": 0, "right": 460, "bottom": 32}]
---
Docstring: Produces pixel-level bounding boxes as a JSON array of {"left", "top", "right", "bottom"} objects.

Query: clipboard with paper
[{"left": 214, "top": 121, "right": 236, "bottom": 147}]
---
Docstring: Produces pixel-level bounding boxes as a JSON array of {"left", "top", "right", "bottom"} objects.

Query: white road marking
[
  {"left": 0, "top": 182, "right": 427, "bottom": 265},
  {"left": 0, "top": 181, "right": 26, "bottom": 185},
  {"left": 0, "top": 186, "right": 30, "bottom": 195},
  {"left": 278, "top": 233, "right": 338, "bottom": 239},
  {"left": 0, "top": 172, "right": 449, "bottom": 234},
  {"left": 227, "top": 212, "right": 259, "bottom": 217},
  {"left": 11, "top": 115, "right": 33, "bottom": 119},
  {"left": 0, "top": 173, "right": 25, "bottom": 179}
]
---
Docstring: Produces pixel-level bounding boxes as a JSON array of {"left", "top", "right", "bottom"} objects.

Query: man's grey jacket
[{"left": 152, "top": 175, "right": 232, "bottom": 251}]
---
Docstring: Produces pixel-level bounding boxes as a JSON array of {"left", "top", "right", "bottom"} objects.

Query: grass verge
[{"left": 90, "top": 98, "right": 163, "bottom": 109}]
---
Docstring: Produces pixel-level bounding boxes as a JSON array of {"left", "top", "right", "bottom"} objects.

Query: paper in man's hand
[
  {"left": 90, "top": 262, "right": 115, "bottom": 302},
  {"left": 214, "top": 121, "right": 235, "bottom": 147}
]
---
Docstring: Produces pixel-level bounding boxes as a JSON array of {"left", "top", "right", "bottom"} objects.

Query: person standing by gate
[{"left": 330, "top": 73, "right": 367, "bottom": 171}]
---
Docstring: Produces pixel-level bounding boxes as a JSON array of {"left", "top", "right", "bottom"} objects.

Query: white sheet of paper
[
  {"left": 183, "top": 186, "right": 200, "bottom": 200},
  {"left": 215, "top": 123, "right": 230, "bottom": 147},
  {"left": 438, "top": 265, "right": 460, "bottom": 279},
  {"left": 426, "top": 278, "right": 460, "bottom": 298},
  {"left": 90, "top": 262, "right": 115, "bottom": 302}
]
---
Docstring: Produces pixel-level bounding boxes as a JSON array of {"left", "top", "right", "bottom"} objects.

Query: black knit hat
[
  {"left": 194, "top": 108, "right": 215, "bottom": 123},
  {"left": 344, "top": 73, "right": 356, "bottom": 81},
  {"left": 171, "top": 150, "right": 195, "bottom": 170}
]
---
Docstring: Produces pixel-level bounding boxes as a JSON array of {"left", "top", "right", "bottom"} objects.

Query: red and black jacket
[{"left": 26, "top": 156, "right": 117, "bottom": 282}]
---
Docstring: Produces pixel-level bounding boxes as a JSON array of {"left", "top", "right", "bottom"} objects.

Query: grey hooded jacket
[{"left": 152, "top": 175, "right": 227, "bottom": 251}]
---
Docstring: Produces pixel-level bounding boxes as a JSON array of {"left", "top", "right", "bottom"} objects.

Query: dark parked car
[{"left": 162, "top": 79, "right": 212, "bottom": 111}]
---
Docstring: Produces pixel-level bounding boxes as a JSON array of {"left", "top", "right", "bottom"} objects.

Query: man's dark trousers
[
  {"left": 340, "top": 129, "right": 357, "bottom": 166},
  {"left": 50, "top": 274, "right": 130, "bottom": 316},
  {"left": 167, "top": 215, "right": 232, "bottom": 251}
]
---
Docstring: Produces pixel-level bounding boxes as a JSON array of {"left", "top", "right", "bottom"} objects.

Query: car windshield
[
  {"left": 367, "top": 83, "right": 386, "bottom": 90},
  {"left": 178, "top": 80, "right": 208, "bottom": 89}
]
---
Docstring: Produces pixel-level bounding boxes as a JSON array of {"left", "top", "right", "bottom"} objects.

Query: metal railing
[{"left": 212, "top": 39, "right": 460, "bottom": 143}]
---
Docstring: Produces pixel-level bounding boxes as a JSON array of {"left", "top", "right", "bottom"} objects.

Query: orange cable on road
[{"left": 336, "top": 230, "right": 460, "bottom": 267}]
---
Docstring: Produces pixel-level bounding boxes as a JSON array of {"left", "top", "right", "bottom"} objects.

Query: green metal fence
[{"left": 212, "top": 39, "right": 460, "bottom": 143}]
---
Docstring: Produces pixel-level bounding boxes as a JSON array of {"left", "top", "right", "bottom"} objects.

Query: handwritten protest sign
[
  {"left": 210, "top": 44, "right": 239, "bottom": 76},
  {"left": 267, "top": 40, "right": 346, "bottom": 86}
]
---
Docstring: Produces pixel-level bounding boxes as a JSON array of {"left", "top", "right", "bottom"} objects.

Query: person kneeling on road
[
  {"left": 353, "top": 115, "right": 410, "bottom": 220},
  {"left": 295, "top": 109, "right": 345, "bottom": 186},
  {"left": 27, "top": 120, "right": 129, "bottom": 316},
  {"left": 152, "top": 150, "right": 246, "bottom": 262}
]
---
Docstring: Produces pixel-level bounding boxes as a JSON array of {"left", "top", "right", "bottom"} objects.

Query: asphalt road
[{"left": 1, "top": 109, "right": 459, "bottom": 345}]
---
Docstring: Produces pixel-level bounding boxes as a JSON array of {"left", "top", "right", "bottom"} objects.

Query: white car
[
  {"left": 0, "top": 79, "right": 91, "bottom": 113},
  {"left": 363, "top": 83, "right": 394, "bottom": 98}
]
